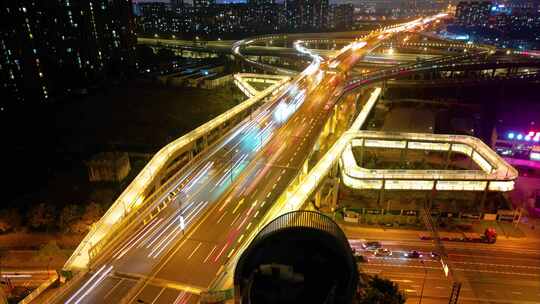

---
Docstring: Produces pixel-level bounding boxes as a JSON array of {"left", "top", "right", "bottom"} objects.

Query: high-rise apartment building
[
  {"left": 455, "top": 1, "right": 492, "bottom": 26},
  {"left": 286, "top": 0, "right": 329, "bottom": 31},
  {"left": 0, "top": 0, "right": 136, "bottom": 111},
  {"left": 194, "top": 0, "right": 216, "bottom": 8},
  {"left": 329, "top": 4, "right": 354, "bottom": 30}
]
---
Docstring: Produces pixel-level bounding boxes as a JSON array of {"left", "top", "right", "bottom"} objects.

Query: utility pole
[
  {"left": 448, "top": 282, "right": 462, "bottom": 304},
  {"left": 419, "top": 260, "right": 427, "bottom": 304}
]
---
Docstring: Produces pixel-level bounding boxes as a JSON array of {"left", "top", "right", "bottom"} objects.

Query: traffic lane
[
  {"left": 56, "top": 34, "right": 334, "bottom": 304},
  {"left": 130, "top": 285, "right": 199, "bottom": 304},
  {"left": 153, "top": 165, "right": 300, "bottom": 288},
  {"left": 113, "top": 86, "right": 316, "bottom": 292},
  {"left": 355, "top": 247, "right": 540, "bottom": 277},
  {"left": 93, "top": 78, "right": 291, "bottom": 262},
  {"left": 110, "top": 140, "right": 257, "bottom": 264},
  {"left": 118, "top": 48, "right": 346, "bottom": 294},
  {"left": 58, "top": 273, "right": 135, "bottom": 304},
  {"left": 99, "top": 277, "right": 138, "bottom": 304},
  {"left": 148, "top": 117, "right": 317, "bottom": 287},
  {"left": 154, "top": 239, "right": 220, "bottom": 288},
  {"left": 61, "top": 158, "right": 236, "bottom": 303},
  {"left": 110, "top": 158, "right": 233, "bottom": 273},
  {"left": 348, "top": 237, "right": 540, "bottom": 260},
  {"left": 362, "top": 259, "right": 540, "bottom": 303},
  {"left": 365, "top": 253, "right": 540, "bottom": 277}
]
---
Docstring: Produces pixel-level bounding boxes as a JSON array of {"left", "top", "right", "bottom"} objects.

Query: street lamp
[{"left": 419, "top": 260, "right": 427, "bottom": 304}]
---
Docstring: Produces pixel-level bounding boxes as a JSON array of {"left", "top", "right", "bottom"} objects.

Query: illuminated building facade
[
  {"left": 0, "top": 0, "right": 135, "bottom": 111},
  {"left": 329, "top": 4, "right": 354, "bottom": 30},
  {"left": 455, "top": 1, "right": 493, "bottom": 26},
  {"left": 285, "top": 0, "right": 329, "bottom": 31}
]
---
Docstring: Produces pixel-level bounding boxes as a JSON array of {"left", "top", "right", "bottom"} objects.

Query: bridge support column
[
  {"left": 445, "top": 144, "right": 453, "bottom": 170},
  {"left": 400, "top": 141, "right": 408, "bottom": 166},
  {"left": 428, "top": 182, "right": 437, "bottom": 210},
  {"left": 203, "top": 134, "right": 209, "bottom": 149},
  {"left": 330, "top": 107, "right": 338, "bottom": 134},
  {"left": 315, "top": 187, "right": 322, "bottom": 209},
  {"left": 377, "top": 180, "right": 386, "bottom": 208},
  {"left": 303, "top": 159, "right": 309, "bottom": 176},
  {"left": 359, "top": 141, "right": 365, "bottom": 167},
  {"left": 330, "top": 177, "right": 340, "bottom": 211},
  {"left": 480, "top": 183, "right": 488, "bottom": 213}
]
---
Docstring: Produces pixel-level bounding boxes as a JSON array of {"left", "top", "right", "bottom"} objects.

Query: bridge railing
[
  {"left": 63, "top": 74, "right": 291, "bottom": 270},
  {"left": 340, "top": 132, "right": 518, "bottom": 192}
]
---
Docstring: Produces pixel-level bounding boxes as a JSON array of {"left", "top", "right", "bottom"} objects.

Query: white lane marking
[
  {"left": 511, "top": 291, "right": 522, "bottom": 295},
  {"left": 173, "top": 291, "right": 186, "bottom": 304},
  {"left": 114, "top": 217, "right": 158, "bottom": 257},
  {"left": 116, "top": 218, "right": 164, "bottom": 260},
  {"left": 266, "top": 192, "right": 272, "bottom": 198},
  {"left": 230, "top": 212, "right": 242, "bottom": 227},
  {"left": 72, "top": 265, "right": 114, "bottom": 304},
  {"left": 204, "top": 245, "right": 218, "bottom": 263},
  {"left": 187, "top": 243, "right": 202, "bottom": 260},
  {"left": 151, "top": 287, "right": 167, "bottom": 304},
  {"left": 103, "top": 278, "right": 124, "bottom": 300},
  {"left": 216, "top": 211, "right": 228, "bottom": 224},
  {"left": 149, "top": 201, "right": 208, "bottom": 259},
  {"left": 65, "top": 265, "right": 109, "bottom": 304}
]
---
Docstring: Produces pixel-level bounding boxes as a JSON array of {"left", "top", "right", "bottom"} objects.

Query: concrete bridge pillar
[
  {"left": 377, "top": 181, "right": 386, "bottom": 208},
  {"left": 358, "top": 141, "right": 365, "bottom": 167},
  {"left": 479, "top": 183, "right": 488, "bottom": 214},
  {"left": 330, "top": 177, "right": 340, "bottom": 211},
  {"left": 445, "top": 144, "right": 453, "bottom": 169},
  {"left": 330, "top": 107, "right": 338, "bottom": 134},
  {"left": 203, "top": 134, "right": 209, "bottom": 149},
  {"left": 314, "top": 187, "right": 322, "bottom": 208}
]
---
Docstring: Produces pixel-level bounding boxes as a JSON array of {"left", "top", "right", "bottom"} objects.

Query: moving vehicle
[
  {"left": 362, "top": 241, "right": 382, "bottom": 250},
  {"left": 404, "top": 250, "right": 422, "bottom": 258},
  {"left": 374, "top": 248, "right": 392, "bottom": 257}
]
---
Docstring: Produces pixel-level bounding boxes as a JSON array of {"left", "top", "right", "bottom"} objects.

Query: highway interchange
[
  {"left": 40, "top": 13, "right": 538, "bottom": 304},
  {"left": 49, "top": 18, "right": 397, "bottom": 303}
]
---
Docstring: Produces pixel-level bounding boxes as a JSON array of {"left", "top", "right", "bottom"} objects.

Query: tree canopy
[{"left": 357, "top": 275, "right": 406, "bottom": 304}]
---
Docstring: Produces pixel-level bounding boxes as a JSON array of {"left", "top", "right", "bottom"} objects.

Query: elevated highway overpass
[{"left": 31, "top": 13, "right": 516, "bottom": 304}]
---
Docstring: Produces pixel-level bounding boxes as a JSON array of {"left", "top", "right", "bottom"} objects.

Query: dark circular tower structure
[{"left": 234, "top": 211, "right": 358, "bottom": 304}]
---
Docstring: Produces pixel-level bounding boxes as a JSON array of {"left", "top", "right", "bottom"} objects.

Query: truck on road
[{"left": 419, "top": 228, "right": 497, "bottom": 244}]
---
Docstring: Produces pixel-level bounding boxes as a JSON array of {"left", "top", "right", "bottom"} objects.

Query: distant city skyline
[{"left": 134, "top": 0, "right": 359, "bottom": 4}]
